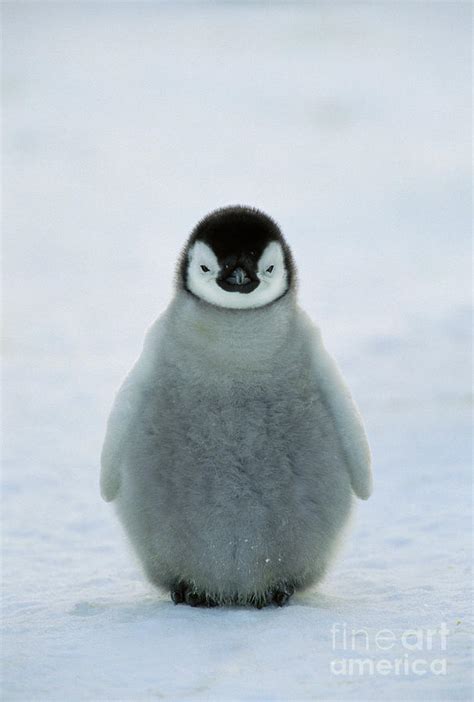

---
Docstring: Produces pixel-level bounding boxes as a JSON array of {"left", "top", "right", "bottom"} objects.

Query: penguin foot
[
  {"left": 170, "top": 581, "right": 217, "bottom": 607},
  {"left": 250, "top": 584, "right": 295, "bottom": 608},
  {"left": 171, "top": 581, "right": 295, "bottom": 608},
  {"left": 270, "top": 584, "right": 295, "bottom": 607},
  {"left": 170, "top": 580, "right": 187, "bottom": 604}
]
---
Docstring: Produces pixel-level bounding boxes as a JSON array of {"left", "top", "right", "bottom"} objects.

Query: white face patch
[{"left": 186, "top": 241, "right": 288, "bottom": 309}]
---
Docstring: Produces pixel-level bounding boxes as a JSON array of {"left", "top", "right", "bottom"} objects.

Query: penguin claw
[
  {"left": 271, "top": 585, "right": 295, "bottom": 607},
  {"left": 250, "top": 585, "right": 294, "bottom": 608},
  {"left": 186, "top": 590, "right": 218, "bottom": 607},
  {"left": 170, "top": 581, "right": 217, "bottom": 607},
  {"left": 185, "top": 590, "right": 207, "bottom": 607},
  {"left": 170, "top": 580, "right": 187, "bottom": 604}
]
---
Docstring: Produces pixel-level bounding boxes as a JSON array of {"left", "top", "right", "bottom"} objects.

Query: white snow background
[{"left": 2, "top": 2, "right": 472, "bottom": 700}]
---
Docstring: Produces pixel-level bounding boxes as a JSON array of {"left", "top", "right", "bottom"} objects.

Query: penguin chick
[{"left": 101, "top": 205, "right": 372, "bottom": 607}]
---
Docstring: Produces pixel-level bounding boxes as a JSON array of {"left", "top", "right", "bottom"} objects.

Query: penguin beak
[
  {"left": 217, "top": 265, "right": 260, "bottom": 294},
  {"left": 225, "top": 267, "right": 251, "bottom": 286}
]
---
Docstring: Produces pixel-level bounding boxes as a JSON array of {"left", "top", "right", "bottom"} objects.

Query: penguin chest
[
  {"left": 144, "top": 359, "right": 323, "bottom": 519},
  {"left": 129, "top": 357, "right": 351, "bottom": 590}
]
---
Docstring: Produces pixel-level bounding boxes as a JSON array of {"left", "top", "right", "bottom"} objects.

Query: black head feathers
[{"left": 179, "top": 205, "right": 295, "bottom": 289}]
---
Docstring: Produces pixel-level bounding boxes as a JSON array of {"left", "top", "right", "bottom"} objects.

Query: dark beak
[
  {"left": 217, "top": 266, "right": 260, "bottom": 294},
  {"left": 225, "top": 267, "right": 251, "bottom": 286}
]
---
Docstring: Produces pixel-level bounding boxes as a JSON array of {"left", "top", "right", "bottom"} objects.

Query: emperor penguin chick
[{"left": 101, "top": 206, "right": 372, "bottom": 607}]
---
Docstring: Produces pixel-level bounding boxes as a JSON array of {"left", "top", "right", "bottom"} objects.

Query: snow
[{"left": 2, "top": 2, "right": 472, "bottom": 700}]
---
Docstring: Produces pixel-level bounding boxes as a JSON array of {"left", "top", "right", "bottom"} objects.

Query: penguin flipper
[
  {"left": 311, "top": 328, "right": 373, "bottom": 500},
  {"left": 100, "top": 318, "right": 165, "bottom": 503},
  {"left": 100, "top": 452, "right": 121, "bottom": 502},
  {"left": 100, "top": 380, "right": 137, "bottom": 502}
]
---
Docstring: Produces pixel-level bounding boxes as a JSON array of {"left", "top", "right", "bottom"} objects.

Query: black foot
[
  {"left": 249, "top": 584, "right": 295, "bottom": 608},
  {"left": 170, "top": 581, "right": 217, "bottom": 607},
  {"left": 170, "top": 580, "right": 187, "bottom": 604},
  {"left": 171, "top": 580, "right": 295, "bottom": 608},
  {"left": 271, "top": 585, "right": 295, "bottom": 607}
]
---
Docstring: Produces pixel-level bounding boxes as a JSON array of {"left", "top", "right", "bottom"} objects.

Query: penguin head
[{"left": 179, "top": 206, "right": 295, "bottom": 310}]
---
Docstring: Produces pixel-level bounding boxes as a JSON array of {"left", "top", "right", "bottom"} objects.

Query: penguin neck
[{"left": 166, "top": 288, "right": 297, "bottom": 368}]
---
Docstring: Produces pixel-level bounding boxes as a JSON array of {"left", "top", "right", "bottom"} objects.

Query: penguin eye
[
  {"left": 266, "top": 265, "right": 274, "bottom": 274},
  {"left": 200, "top": 265, "right": 210, "bottom": 273}
]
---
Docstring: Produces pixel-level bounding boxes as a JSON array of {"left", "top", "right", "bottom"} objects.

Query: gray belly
[{"left": 117, "top": 368, "right": 353, "bottom": 596}]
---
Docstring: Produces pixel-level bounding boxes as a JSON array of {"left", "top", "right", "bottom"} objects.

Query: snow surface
[{"left": 2, "top": 2, "right": 472, "bottom": 700}]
